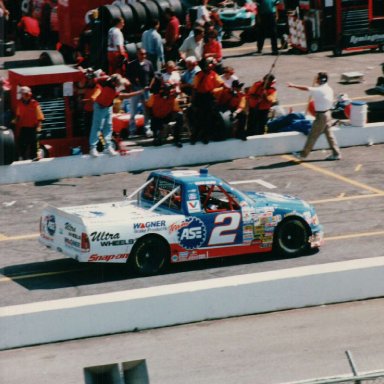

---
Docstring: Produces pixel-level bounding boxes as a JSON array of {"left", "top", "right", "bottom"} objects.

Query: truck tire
[
  {"left": 125, "top": 42, "right": 138, "bottom": 61},
  {"left": 0, "top": 40, "right": 15, "bottom": 57},
  {"left": 140, "top": 0, "right": 160, "bottom": 27},
  {"left": 39, "top": 51, "right": 65, "bottom": 66},
  {"left": 166, "top": 0, "right": 183, "bottom": 22},
  {"left": 0, "top": 126, "right": 16, "bottom": 165},
  {"left": 115, "top": 3, "right": 136, "bottom": 34},
  {"left": 130, "top": 2, "right": 147, "bottom": 31},
  {"left": 129, "top": 235, "right": 170, "bottom": 275},
  {"left": 273, "top": 218, "right": 310, "bottom": 257}
]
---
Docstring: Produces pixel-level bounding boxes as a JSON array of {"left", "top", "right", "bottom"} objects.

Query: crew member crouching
[
  {"left": 215, "top": 79, "right": 247, "bottom": 141},
  {"left": 146, "top": 83, "right": 183, "bottom": 148}
]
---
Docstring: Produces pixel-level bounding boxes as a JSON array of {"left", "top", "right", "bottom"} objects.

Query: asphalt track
[
  {"left": 1, "top": 45, "right": 384, "bottom": 383},
  {"left": 0, "top": 144, "right": 383, "bottom": 307}
]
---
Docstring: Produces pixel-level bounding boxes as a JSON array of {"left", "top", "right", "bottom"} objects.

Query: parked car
[{"left": 39, "top": 168, "right": 323, "bottom": 275}]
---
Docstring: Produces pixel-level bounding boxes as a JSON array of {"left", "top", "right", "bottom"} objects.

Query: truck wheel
[
  {"left": 129, "top": 236, "right": 170, "bottom": 275},
  {"left": 273, "top": 218, "right": 310, "bottom": 257},
  {"left": 0, "top": 126, "right": 16, "bottom": 165},
  {"left": 39, "top": 51, "right": 65, "bottom": 66}
]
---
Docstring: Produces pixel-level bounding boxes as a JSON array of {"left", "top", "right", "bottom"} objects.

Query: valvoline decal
[{"left": 177, "top": 217, "right": 207, "bottom": 250}]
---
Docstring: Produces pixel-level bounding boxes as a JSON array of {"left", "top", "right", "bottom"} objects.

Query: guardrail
[
  {"left": 1, "top": 123, "right": 384, "bottom": 185},
  {"left": 1, "top": 256, "right": 384, "bottom": 350}
]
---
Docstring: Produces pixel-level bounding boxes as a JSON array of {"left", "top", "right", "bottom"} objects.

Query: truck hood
[{"left": 245, "top": 191, "right": 312, "bottom": 211}]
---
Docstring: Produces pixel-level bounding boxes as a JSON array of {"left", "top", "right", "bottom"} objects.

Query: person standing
[
  {"left": 141, "top": 19, "right": 164, "bottom": 71},
  {"left": 256, "top": 0, "right": 278, "bottom": 55},
  {"left": 190, "top": 57, "right": 224, "bottom": 144},
  {"left": 107, "top": 17, "right": 127, "bottom": 75},
  {"left": 247, "top": 73, "right": 277, "bottom": 136},
  {"left": 287, "top": 72, "right": 342, "bottom": 161},
  {"left": 125, "top": 48, "right": 154, "bottom": 138},
  {"left": 164, "top": 7, "right": 180, "bottom": 62},
  {"left": 88, "top": 74, "right": 140, "bottom": 157},
  {"left": 15, "top": 86, "right": 44, "bottom": 160},
  {"left": 17, "top": 11, "right": 40, "bottom": 49}
]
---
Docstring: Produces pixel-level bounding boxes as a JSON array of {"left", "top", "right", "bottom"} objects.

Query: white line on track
[{"left": 229, "top": 179, "right": 277, "bottom": 189}]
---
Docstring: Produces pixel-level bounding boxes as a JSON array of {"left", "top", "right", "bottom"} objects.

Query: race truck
[{"left": 39, "top": 169, "right": 323, "bottom": 275}]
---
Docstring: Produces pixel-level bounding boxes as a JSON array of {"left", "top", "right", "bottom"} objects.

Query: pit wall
[{"left": 1, "top": 124, "right": 383, "bottom": 185}]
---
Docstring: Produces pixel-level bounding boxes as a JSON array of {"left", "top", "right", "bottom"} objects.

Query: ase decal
[{"left": 177, "top": 217, "right": 207, "bottom": 250}]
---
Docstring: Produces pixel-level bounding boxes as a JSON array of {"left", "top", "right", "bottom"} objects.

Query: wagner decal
[{"left": 133, "top": 220, "right": 166, "bottom": 233}]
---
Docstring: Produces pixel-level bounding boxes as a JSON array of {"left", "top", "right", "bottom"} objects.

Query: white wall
[
  {"left": 1, "top": 124, "right": 383, "bottom": 185},
  {"left": 1, "top": 256, "right": 384, "bottom": 350}
]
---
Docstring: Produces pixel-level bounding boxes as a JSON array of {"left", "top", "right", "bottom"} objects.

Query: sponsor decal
[
  {"left": 349, "top": 34, "right": 384, "bottom": 45},
  {"left": 187, "top": 200, "right": 201, "bottom": 213},
  {"left": 133, "top": 220, "right": 166, "bottom": 233},
  {"left": 65, "top": 238, "right": 81, "bottom": 249},
  {"left": 195, "top": 181, "right": 216, "bottom": 185},
  {"left": 90, "top": 231, "right": 120, "bottom": 242},
  {"left": 68, "top": 232, "right": 81, "bottom": 240},
  {"left": 45, "top": 215, "right": 56, "bottom": 236},
  {"left": 65, "top": 222, "right": 77, "bottom": 232},
  {"left": 188, "top": 192, "right": 198, "bottom": 200},
  {"left": 177, "top": 217, "right": 207, "bottom": 250},
  {"left": 187, "top": 250, "right": 208, "bottom": 261},
  {"left": 88, "top": 253, "right": 129, "bottom": 262},
  {"left": 100, "top": 239, "right": 135, "bottom": 247},
  {"left": 169, "top": 221, "right": 189, "bottom": 234}
]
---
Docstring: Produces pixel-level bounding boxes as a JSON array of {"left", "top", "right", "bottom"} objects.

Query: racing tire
[
  {"left": 115, "top": 3, "right": 136, "bottom": 34},
  {"left": 273, "top": 218, "right": 310, "bottom": 257},
  {"left": 140, "top": 0, "right": 160, "bottom": 27},
  {"left": 166, "top": 0, "right": 183, "bottom": 22},
  {"left": 130, "top": 2, "right": 147, "bottom": 30},
  {"left": 129, "top": 235, "right": 170, "bottom": 275},
  {"left": 39, "top": 51, "right": 65, "bottom": 66},
  {"left": 0, "top": 126, "right": 16, "bottom": 165}
]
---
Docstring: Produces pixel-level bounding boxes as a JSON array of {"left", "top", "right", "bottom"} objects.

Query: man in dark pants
[
  {"left": 247, "top": 74, "right": 277, "bottom": 136},
  {"left": 190, "top": 57, "right": 224, "bottom": 144},
  {"left": 256, "top": 0, "right": 279, "bottom": 55},
  {"left": 15, "top": 86, "right": 44, "bottom": 160}
]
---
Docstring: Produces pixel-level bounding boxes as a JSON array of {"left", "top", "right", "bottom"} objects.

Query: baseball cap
[{"left": 20, "top": 86, "right": 32, "bottom": 94}]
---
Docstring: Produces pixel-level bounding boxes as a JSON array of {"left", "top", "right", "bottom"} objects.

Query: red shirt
[
  {"left": 215, "top": 88, "right": 246, "bottom": 111},
  {"left": 18, "top": 16, "right": 40, "bottom": 37},
  {"left": 92, "top": 84, "right": 118, "bottom": 108},
  {"left": 203, "top": 39, "right": 222, "bottom": 61},
  {"left": 165, "top": 16, "right": 180, "bottom": 46},
  {"left": 16, "top": 99, "right": 44, "bottom": 128},
  {"left": 247, "top": 81, "right": 277, "bottom": 110},
  {"left": 193, "top": 70, "right": 223, "bottom": 94}
]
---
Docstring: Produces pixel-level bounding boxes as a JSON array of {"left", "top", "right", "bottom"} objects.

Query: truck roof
[{"left": 149, "top": 169, "right": 222, "bottom": 186}]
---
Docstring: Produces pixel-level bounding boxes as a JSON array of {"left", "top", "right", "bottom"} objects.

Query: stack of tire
[
  {"left": 0, "top": 126, "right": 16, "bottom": 166},
  {"left": 94, "top": 0, "right": 183, "bottom": 70}
]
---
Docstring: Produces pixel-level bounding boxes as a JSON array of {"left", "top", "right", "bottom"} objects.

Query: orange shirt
[
  {"left": 147, "top": 94, "right": 180, "bottom": 118},
  {"left": 193, "top": 70, "right": 224, "bottom": 94},
  {"left": 16, "top": 99, "right": 44, "bottom": 128},
  {"left": 215, "top": 88, "right": 246, "bottom": 111},
  {"left": 247, "top": 80, "right": 277, "bottom": 110}
]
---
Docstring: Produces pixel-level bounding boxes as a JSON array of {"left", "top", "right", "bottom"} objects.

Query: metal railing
[{"left": 282, "top": 351, "right": 384, "bottom": 384}]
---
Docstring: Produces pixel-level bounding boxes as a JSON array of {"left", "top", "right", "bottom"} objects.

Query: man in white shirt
[
  {"left": 107, "top": 17, "right": 126, "bottom": 75},
  {"left": 287, "top": 72, "right": 341, "bottom": 161},
  {"left": 178, "top": 26, "right": 204, "bottom": 62}
]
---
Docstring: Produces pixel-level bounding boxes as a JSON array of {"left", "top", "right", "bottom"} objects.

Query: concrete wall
[
  {"left": 1, "top": 123, "right": 383, "bottom": 185},
  {"left": 1, "top": 256, "right": 384, "bottom": 350}
]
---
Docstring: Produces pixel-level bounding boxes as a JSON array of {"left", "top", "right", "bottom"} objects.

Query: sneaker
[
  {"left": 292, "top": 152, "right": 305, "bottom": 161},
  {"left": 174, "top": 141, "right": 183, "bottom": 148},
  {"left": 104, "top": 147, "right": 119, "bottom": 156},
  {"left": 326, "top": 153, "right": 342, "bottom": 161},
  {"left": 89, "top": 148, "right": 100, "bottom": 157},
  {"left": 145, "top": 129, "right": 153, "bottom": 138}
]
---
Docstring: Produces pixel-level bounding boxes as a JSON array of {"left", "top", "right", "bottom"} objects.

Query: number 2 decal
[{"left": 208, "top": 212, "right": 241, "bottom": 246}]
